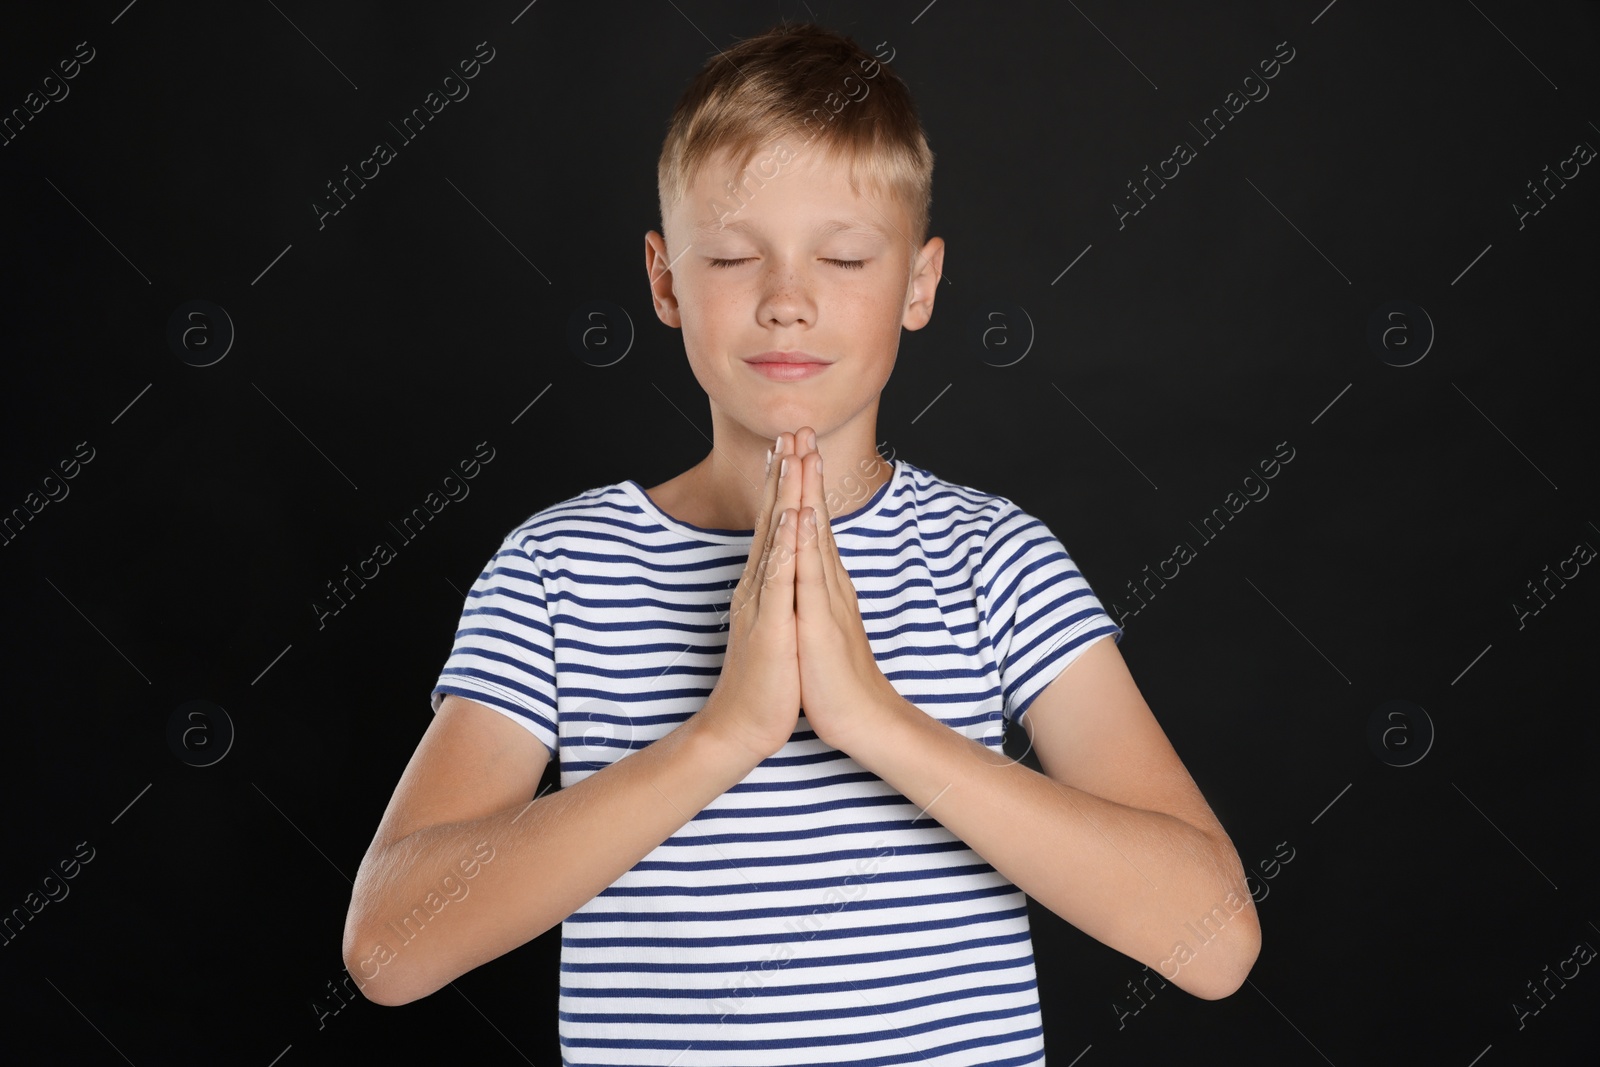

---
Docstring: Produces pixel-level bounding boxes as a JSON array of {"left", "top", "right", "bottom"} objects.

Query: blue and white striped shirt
[{"left": 431, "top": 457, "right": 1122, "bottom": 1065}]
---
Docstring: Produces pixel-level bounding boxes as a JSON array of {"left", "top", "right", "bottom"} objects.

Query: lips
[
  {"left": 744, "top": 351, "right": 831, "bottom": 365},
  {"left": 742, "top": 356, "right": 832, "bottom": 382}
]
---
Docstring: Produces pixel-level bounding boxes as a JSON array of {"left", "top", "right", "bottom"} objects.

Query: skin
[
  {"left": 641, "top": 139, "right": 943, "bottom": 530},
  {"left": 643, "top": 137, "right": 1260, "bottom": 997},
  {"left": 342, "top": 133, "right": 1260, "bottom": 1011}
]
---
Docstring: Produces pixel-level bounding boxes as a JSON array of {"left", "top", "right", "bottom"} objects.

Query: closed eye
[{"left": 706, "top": 258, "right": 867, "bottom": 270}]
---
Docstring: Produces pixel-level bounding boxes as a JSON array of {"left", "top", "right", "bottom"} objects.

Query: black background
[{"left": 2, "top": 1, "right": 1597, "bottom": 1063}]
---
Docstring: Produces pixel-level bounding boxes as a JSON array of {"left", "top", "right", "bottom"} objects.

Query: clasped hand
[{"left": 708, "top": 427, "right": 902, "bottom": 762}]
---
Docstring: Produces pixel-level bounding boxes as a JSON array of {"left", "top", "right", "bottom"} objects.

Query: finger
[
  {"left": 784, "top": 427, "right": 814, "bottom": 537},
  {"left": 772, "top": 507, "right": 798, "bottom": 622},
  {"left": 753, "top": 432, "right": 790, "bottom": 552},
  {"left": 804, "top": 451, "right": 837, "bottom": 590},
  {"left": 762, "top": 451, "right": 801, "bottom": 589},
  {"left": 736, "top": 433, "right": 790, "bottom": 617},
  {"left": 768, "top": 428, "right": 806, "bottom": 588},
  {"left": 796, "top": 503, "right": 826, "bottom": 621},
  {"left": 771, "top": 446, "right": 803, "bottom": 547},
  {"left": 819, "top": 461, "right": 850, "bottom": 601}
]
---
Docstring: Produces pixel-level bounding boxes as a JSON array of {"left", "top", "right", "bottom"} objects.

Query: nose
[{"left": 756, "top": 260, "right": 816, "bottom": 327}]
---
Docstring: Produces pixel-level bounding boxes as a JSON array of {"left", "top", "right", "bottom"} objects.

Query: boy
[{"left": 343, "top": 21, "right": 1259, "bottom": 1064}]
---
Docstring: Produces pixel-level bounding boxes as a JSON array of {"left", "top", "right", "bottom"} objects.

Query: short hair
[{"left": 656, "top": 21, "right": 934, "bottom": 258}]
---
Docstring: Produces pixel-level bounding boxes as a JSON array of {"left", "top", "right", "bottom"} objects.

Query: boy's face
[{"left": 646, "top": 141, "right": 943, "bottom": 453}]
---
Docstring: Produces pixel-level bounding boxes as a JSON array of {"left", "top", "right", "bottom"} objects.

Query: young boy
[{"left": 343, "top": 21, "right": 1259, "bottom": 1064}]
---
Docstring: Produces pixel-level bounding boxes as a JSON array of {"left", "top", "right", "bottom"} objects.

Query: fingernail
[
  {"left": 779, "top": 509, "right": 789, "bottom": 526},
  {"left": 780, "top": 456, "right": 790, "bottom": 478},
  {"left": 816, "top": 454, "right": 824, "bottom": 475},
  {"left": 765, "top": 448, "right": 772, "bottom": 472},
  {"left": 774, "top": 434, "right": 783, "bottom": 453}
]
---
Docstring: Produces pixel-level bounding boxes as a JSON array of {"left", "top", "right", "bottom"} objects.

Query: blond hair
[{"left": 656, "top": 21, "right": 934, "bottom": 256}]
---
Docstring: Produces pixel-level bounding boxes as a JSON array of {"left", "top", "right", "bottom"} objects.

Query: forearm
[
  {"left": 845, "top": 694, "right": 1257, "bottom": 999},
  {"left": 344, "top": 708, "right": 760, "bottom": 1006}
]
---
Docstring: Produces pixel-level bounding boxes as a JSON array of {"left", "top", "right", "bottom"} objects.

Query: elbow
[
  {"left": 1187, "top": 903, "right": 1262, "bottom": 1001},
  {"left": 342, "top": 916, "right": 425, "bottom": 1008},
  {"left": 340, "top": 842, "right": 456, "bottom": 1007},
  {"left": 343, "top": 958, "right": 407, "bottom": 1008},
  {"left": 341, "top": 934, "right": 398, "bottom": 1007}
]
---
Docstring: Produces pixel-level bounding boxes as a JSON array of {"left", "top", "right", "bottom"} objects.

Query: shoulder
[
  {"left": 896, "top": 462, "right": 1060, "bottom": 559},
  {"left": 492, "top": 478, "right": 655, "bottom": 559},
  {"left": 882, "top": 460, "right": 1015, "bottom": 531}
]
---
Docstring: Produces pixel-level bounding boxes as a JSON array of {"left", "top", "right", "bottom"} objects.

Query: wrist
[
  {"left": 687, "top": 692, "right": 779, "bottom": 775},
  {"left": 820, "top": 681, "right": 916, "bottom": 765}
]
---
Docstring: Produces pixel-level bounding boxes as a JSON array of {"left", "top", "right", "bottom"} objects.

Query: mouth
[
  {"left": 743, "top": 351, "right": 832, "bottom": 365},
  {"left": 744, "top": 355, "right": 831, "bottom": 380}
]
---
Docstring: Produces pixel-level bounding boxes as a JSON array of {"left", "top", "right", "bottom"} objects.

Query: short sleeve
[
  {"left": 978, "top": 499, "right": 1123, "bottom": 727},
  {"left": 429, "top": 531, "right": 559, "bottom": 758}
]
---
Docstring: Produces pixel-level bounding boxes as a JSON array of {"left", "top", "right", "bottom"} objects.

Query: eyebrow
[{"left": 691, "top": 217, "right": 891, "bottom": 241}]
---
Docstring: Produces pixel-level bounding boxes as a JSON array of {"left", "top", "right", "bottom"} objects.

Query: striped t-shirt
[{"left": 430, "top": 457, "right": 1122, "bottom": 1066}]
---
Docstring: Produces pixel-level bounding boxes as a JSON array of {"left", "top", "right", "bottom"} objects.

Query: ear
[
  {"left": 645, "top": 230, "right": 682, "bottom": 328},
  {"left": 902, "top": 235, "right": 944, "bottom": 331}
]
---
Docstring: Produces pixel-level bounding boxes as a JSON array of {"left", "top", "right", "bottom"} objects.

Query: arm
[
  {"left": 341, "top": 692, "right": 762, "bottom": 1007},
  {"left": 349, "top": 436, "right": 815, "bottom": 1005},
  {"left": 774, "top": 433, "right": 1257, "bottom": 997},
  {"left": 838, "top": 635, "right": 1261, "bottom": 1000}
]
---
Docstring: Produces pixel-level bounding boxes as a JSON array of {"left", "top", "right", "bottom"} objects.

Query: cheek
[
  {"left": 865, "top": 289, "right": 909, "bottom": 343},
  {"left": 678, "top": 290, "right": 736, "bottom": 355}
]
